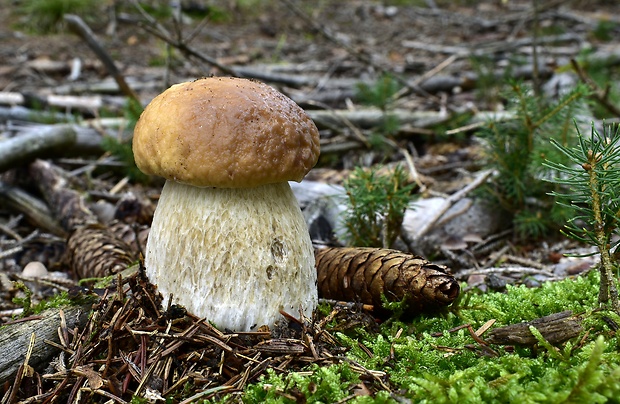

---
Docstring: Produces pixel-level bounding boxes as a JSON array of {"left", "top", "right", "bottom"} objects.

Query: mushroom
[{"left": 132, "top": 77, "right": 320, "bottom": 331}]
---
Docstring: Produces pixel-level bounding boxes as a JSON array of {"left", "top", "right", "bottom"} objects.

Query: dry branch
[
  {"left": 0, "top": 125, "right": 76, "bottom": 173},
  {"left": 64, "top": 14, "right": 140, "bottom": 102},
  {"left": 0, "top": 181, "right": 66, "bottom": 237},
  {"left": 0, "top": 91, "right": 104, "bottom": 112},
  {"left": 315, "top": 247, "right": 460, "bottom": 314},
  {"left": 0, "top": 106, "right": 69, "bottom": 124},
  {"left": 29, "top": 160, "right": 98, "bottom": 232},
  {"left": 307, "top": 108, "right": 452, "bottom": 130}
]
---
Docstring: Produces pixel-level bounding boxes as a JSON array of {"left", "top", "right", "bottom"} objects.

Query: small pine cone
[
  {"left": 315, "top": 247, "right": 460, "bottom": 313},
  {"left": 67, "top": 224, "right": 137, "bottom": 279}
]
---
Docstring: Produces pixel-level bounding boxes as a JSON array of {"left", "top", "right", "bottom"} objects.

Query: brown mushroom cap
[{"left": 132, "top": 77, "right": 321, "bottom": 188}]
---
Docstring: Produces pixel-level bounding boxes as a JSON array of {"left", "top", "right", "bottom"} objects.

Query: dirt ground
[{"left": 1, "top": 1, "right": 615, "bottom": 98}]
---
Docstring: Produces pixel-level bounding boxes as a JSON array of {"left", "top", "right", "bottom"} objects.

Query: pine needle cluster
[
  {"left": 545, "top": 122, "right": 620, "bottom": 312},
  {"left": 477, "top": 81, "right": 590, "bottom": 239}
]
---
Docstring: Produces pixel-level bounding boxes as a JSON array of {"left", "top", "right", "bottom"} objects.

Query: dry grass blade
[{"left": 315, "top": 247, "right": 460, "bottom": 314}]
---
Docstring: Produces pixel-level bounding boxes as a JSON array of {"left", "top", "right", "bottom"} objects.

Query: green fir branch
[{"left": 545, "top": 122, "right": 620, "bottom": 312}]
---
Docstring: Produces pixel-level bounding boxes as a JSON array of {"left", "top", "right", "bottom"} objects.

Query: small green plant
[
  {"left": 356, "top": 73, "right": 401, "bottom": 111},
  {"left": 591, "top": 20, "right": 618, "bottom": 42},
  {"left": 477, "top": 81, "right": 589, "bottom": 239},
  {"left": 356, "top": 73, "right": 402, "bottom": 141},
  {"left": 545, "top": 122, "right": 620, "bottom": 313},
  {"left": 19, "top": 0, "right": 99, "bottom": 33},
  {"left": 342, "top": 165, "right": 415, "bottom": 248},
  {"left": 12, "top": 282, "right": 33, "bottom": 317},
  {"left": 102, "top": 136, "right": 149, "bottom": 183}
]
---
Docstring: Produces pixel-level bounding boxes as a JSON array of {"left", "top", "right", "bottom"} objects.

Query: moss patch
[{"left": 235, "top": 271, "right": 620, "bottom": 403}]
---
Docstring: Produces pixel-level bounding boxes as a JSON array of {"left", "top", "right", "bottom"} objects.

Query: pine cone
[
  {"left": 315, "top": 247, "right": 460, "bottom": 313},
  {"left": 67, "top": 224, "right": 137, "bottom": 279}
]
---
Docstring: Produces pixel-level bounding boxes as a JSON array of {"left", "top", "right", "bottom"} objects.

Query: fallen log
[
  {"left": 0, "top": 304, "right": 91, "bottom": 384},
  {"left": 0, "top": 125, "right": 76, "bottom": 173}
]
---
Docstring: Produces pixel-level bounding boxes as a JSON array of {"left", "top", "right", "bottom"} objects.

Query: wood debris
[{"left": 485, "top": 311, "right": 583, "bottom": 346}]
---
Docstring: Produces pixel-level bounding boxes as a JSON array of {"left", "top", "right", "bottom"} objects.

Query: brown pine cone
[
  {"left": 67, "top": 224, "right": 137, "bottom": 279},
  {"left": 315, "top": 247, "right": 460, "bottom": 314}
]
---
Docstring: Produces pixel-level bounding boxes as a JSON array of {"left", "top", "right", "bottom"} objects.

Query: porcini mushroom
[{"left": 132, "top": 77, "right": 320, "bottom": 331}]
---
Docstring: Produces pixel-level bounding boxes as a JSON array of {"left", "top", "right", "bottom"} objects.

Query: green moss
[
  {"left": 243, "top": 364, "right": 365, "bottom": 403},
  {"left": 230, "top": 271, "right": 620, "bottom": 403},
  {"left": 13, "top": 286, "right": 80, "bottom": 318}
]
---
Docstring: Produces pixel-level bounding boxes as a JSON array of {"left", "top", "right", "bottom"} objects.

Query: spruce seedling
[
  {"left": 343, "top": 165, "right": 415, "bottom": 248},
  {"left": 478, "top": 81, "right": 589, "bottom": 238},
  {"left": 356, "top": 73, "right": 402, "bottom": 142},
  {"left": 545, "top": 122, "right": 620, "bottom": 313}
]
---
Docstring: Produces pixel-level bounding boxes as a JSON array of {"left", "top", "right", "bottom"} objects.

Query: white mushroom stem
[{"left": 145, "top": 180, "right": 318, "bottom": 331}]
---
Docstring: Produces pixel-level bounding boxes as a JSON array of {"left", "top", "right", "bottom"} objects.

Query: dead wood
[
  {"left": 0, "top": 181, "right": 66, "bottom": 237},
  {"left": 307, "top": 108, "right": 453, "bottom": 130},
  {"left": 571, "top": 58, "right": 620, "bottom": 117},
  {"left": 53, "top": 78, "right": 162, "bottom": 96},
  {"left": 0, "top": 125, "right": 77, "bottom": 173},
  {"left": 0, "top": 91, "right": 104, "bottom": 113},
  {"left": 0, "top": 304, "right": 91, "bottom": 385},
  {"left": 124, "top": 5, "right": 237, "bottom": 77},
  {"left": 485, "top": 311, "right": 583, "bottom": 346},
  {"left": 29, "top": 160, "right": 98, "bottom": 232},
  {"left": 315, "top": 246, "right": 460, "bottom": 314},
  {"left": 0, "top": 106, "right": 70, "bottom": 124}
]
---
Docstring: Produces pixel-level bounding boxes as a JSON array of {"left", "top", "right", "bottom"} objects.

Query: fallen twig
[
  {"left": 0, "top": 305, "right": 91, "bottom": 384},
  {"left": 485, "top": 311, "right": 583, "bottom": 346},
  {"left": 64, "top": 14, "right": 140, "bottom": 103}
]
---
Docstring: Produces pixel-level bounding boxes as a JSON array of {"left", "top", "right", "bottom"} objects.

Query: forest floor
[{"left": 1, "top": 0, "right": 620, "bottom": 402}]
